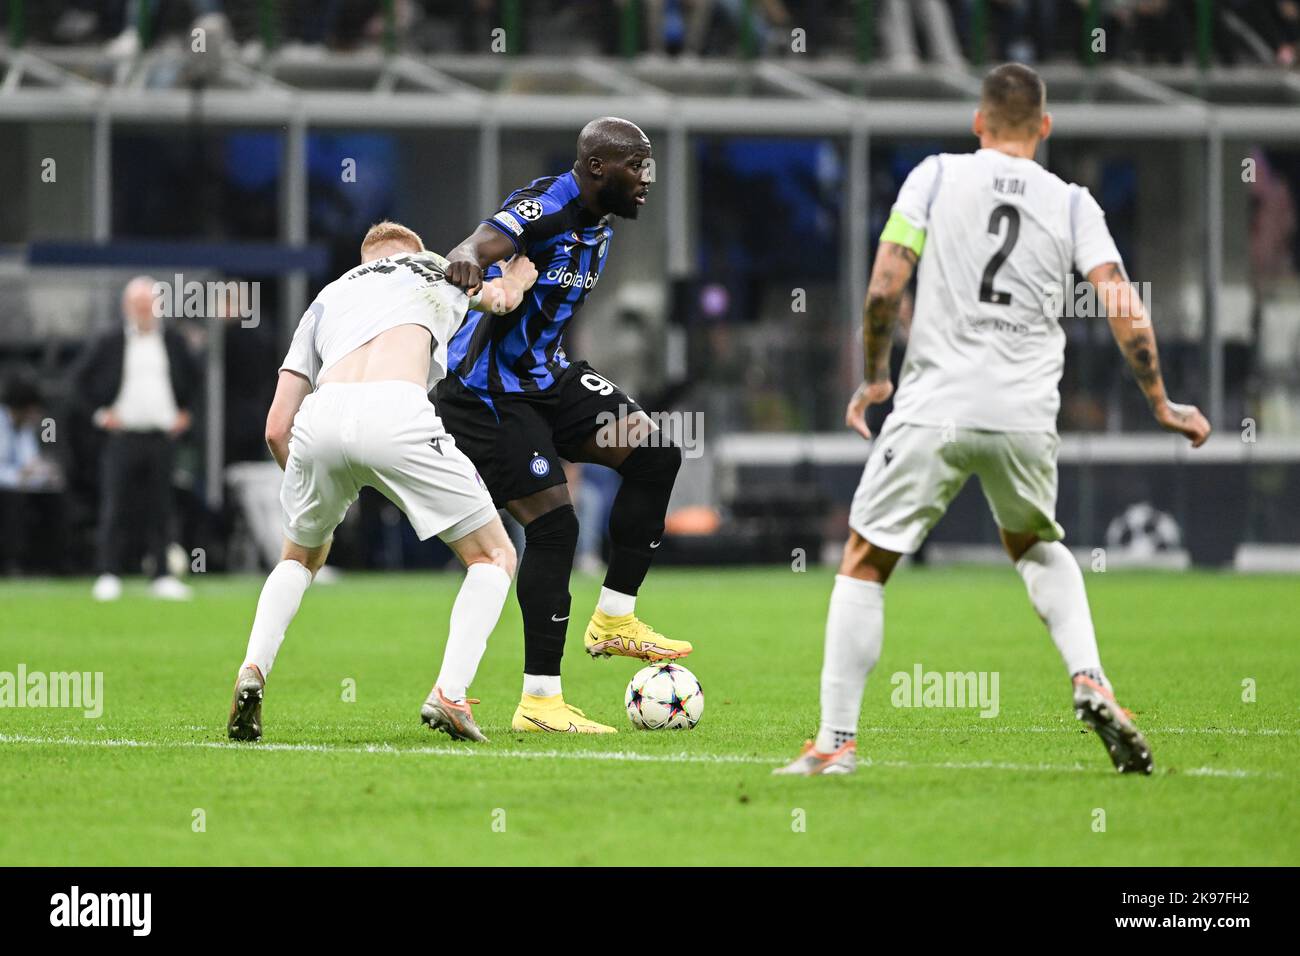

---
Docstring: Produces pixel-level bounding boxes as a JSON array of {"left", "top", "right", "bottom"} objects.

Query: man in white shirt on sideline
[
  {"left": 74, "top": 276, "right": 198, "bottom": 602},
  {"left": 777, "top": 63, "right": 1211, "bottom": 777}
]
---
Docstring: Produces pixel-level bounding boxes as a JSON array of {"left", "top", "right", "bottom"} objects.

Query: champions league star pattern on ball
[{"left": 625, "top": 662, "right": 704, "bottom": 730}]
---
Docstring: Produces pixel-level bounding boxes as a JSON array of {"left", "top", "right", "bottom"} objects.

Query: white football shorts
[
  {"left": 848, "top": 416, "right": 1065, "bottom": 555},
  {"left": 280, "top": 381, "right": 496, "bottom": 549}
]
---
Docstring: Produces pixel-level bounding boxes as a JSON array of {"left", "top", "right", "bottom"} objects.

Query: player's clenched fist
[
  {"left": 502, "top": 254, "right": 538, "bottom": 291},
  {"left": 1153, "top": 399, "right": 1211, "bottom": 448},
  {"left": 845, "top": 380, "right": 894, "bottom": 440},
  {"left": 479, "top": 255, "right": 539, "bottom": 315},
  {"left": 444, "top": 258, "right": 483, "bottom": 296}
]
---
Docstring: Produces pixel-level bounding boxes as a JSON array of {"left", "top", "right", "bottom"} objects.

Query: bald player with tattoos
[
  {"left": 438, "top": 117, "right": 688, "bottom": 734},
  {"left": 777, "top": 63, "right": 1211, "bottom": 777}
]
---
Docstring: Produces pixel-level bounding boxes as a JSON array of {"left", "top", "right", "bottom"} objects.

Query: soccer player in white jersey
[
  {"left": 226, "top": 221, "right": 538, "bottom": 744},
  {"left": 777, "top": 64, "right": 1211, "bottom": 777}
]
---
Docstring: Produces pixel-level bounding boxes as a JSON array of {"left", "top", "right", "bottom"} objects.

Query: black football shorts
[{"left": 434, "top": 360, "right": 643, "bottom": 508}]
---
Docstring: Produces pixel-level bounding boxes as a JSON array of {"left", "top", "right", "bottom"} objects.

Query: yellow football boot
[
  {"left": 584, "top": 609, "right": 693, "bottom": 661},
  {"left": 510, "top": 693, "right": 617, "bottom": 733}
]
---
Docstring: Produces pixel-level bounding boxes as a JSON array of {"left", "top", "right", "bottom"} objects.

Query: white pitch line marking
[
  {"left": 857, "top": 726, "right": 1298, "bottom": 736},
  {"left": 0, "top": 734, "right": 1284, "bottom": 779}
]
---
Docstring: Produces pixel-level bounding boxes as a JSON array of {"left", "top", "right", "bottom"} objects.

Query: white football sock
[
  {"left": 242, "top": 559, "right": 313, "bottom": 679},
  {"left": 597, "top": 586, "right": 636, "bottom": 617},
  {"left": 1015, "top": 541, "right": 1105, "bottom": 682},
  {"left": 523, "top": 674, "right": 562, "bottom": 697},
  {"left": 815, "top": 575, "right": 885, "bottom": 752},
  {"left": 435, "top": 562, "right": 511, "bottom": 702}
]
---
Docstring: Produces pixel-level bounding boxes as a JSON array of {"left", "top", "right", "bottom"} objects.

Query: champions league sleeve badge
[{"left": 515, "top": 199, "right": 544, "bottom": 221}]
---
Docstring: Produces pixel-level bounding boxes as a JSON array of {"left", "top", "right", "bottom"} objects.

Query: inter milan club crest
[
  {"left": 515, "top": 199, "right": 543, "bottom": 221},
  {"left": 529, "top": 453, "right": 550, "bottom": 477}
]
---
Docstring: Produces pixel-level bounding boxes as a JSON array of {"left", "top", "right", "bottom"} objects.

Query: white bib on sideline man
[
  {"left": 889, "top": 148, "right": 1123, "bottom": 432},
  {"left": 280, "top": 251, "right": 473, "bottom": 391}
]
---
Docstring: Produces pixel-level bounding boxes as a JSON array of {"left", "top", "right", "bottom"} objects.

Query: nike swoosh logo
[
  {"left": 649, "top": 540, "right": 662, "bottom": 549},
  {"left": 522, "top": 715, "right": 578, "bottom": 733},
  {"left": 551, "top": 614, "right": 569, "bottom": 622}
]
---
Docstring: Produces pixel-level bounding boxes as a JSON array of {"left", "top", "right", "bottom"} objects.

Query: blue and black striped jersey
[{"left": 448, "top": 170, "right": 613, "bottom": 395}]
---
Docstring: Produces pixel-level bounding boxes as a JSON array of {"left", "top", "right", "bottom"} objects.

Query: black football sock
[
  {"left": 603, "top": 443, "right": 682, "bottom": 597},
  {"left": 517, "top": 505, "right": 579, "bottom": 677}
]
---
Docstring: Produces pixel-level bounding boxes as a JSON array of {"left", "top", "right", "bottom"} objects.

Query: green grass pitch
[{"left": 1, "top": 566, "right": 1296, "bottom": 866}]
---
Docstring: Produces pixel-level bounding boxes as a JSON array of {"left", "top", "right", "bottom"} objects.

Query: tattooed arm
[
  {"left": 845, "top": 241, "right": 918, "bottom": 439},
  {"left": 1087, "top": 262, "right": 1211, "bottom": 448}
]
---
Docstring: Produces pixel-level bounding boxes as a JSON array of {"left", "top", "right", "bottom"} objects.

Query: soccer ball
[
  {"left": 625, "top": 662, "right": 704, "bottom": 730},
  {"left": 1105, "top": 501, "right": 1182, "bottom": 557}
]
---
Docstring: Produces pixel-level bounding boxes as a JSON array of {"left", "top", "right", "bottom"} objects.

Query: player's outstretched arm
[
  {"left": 470, "top": 255, "right": 538, "bottom": 315},
  {"left": 1088, "top": 262, "right": 1211, "bottom": 448},
  {"left": 845, "top": 240, "right": 918, "bottom": 439},
  {"left": 445, "top": 224, "right": 519, "bottom": 297},
  {"left": 265, "top": 370, "right": 312, "bottom": 469}
]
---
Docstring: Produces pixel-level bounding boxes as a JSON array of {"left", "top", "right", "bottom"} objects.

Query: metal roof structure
[
  {"left": 3, "top": 44, "right": 1297, "bottom": 502},
  {"left": 2, "top": 46, "right": 1299, "bottom": 136}
]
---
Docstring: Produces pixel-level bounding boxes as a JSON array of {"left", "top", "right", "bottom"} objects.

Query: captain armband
[{"left": 879, "top": 211, "right": 926, "bottom": 257}]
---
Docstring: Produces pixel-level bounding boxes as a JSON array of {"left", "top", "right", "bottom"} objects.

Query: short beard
[{"left": 597, "top": 180, "right": 640, "bottom": 220}]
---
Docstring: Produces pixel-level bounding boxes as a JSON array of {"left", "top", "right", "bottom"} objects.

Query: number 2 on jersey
[{"left": 979, "top": 204, "right": 1020, "bottom": 306}]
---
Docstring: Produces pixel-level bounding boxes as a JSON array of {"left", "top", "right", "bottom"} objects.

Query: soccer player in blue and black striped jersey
[{"left": 438, "top": 117, "right": 691, "bottom": 734}]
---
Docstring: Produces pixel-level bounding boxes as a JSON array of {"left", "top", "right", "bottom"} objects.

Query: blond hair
[{"left": 360, "top": 221, "right": 424, "bottom": 262}]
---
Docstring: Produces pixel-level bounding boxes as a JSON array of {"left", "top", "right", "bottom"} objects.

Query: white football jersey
[
  {"left": 888, "top": 148, "right": 1123, "bottom": 432},
  {"left": 280, "top": 251, "right": 473, "bottom": 392}
]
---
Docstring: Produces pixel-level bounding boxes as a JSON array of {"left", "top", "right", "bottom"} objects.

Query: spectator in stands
[
  {"left": 73, "top": 276, "right": 198, "bottom": 601},
  {"left": 0, "top": 374, "right": 62, "bottom": 575},
  {"left": 1219, "top": 0, "right": 1300, "bottom": 66},
  {"left": 882, "top": 0, "right": 964, "bottom": 69},
  {"left": 0, "top": 375, "right": 54, "bottom": 492},
  {"left": 1123, "top": 0, "right": 1193, "bottom": 65},
  {"left": 632, "top": 0, "right": 791, "bottom": 57}
]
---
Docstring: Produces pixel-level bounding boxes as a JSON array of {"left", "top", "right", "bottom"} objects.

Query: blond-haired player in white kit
[
  {"left": 777, "top": 64, "right": 1211, "bottom": 777},
  {"left": 226, "top": 222, "right": 538, "bottom": 744}
]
